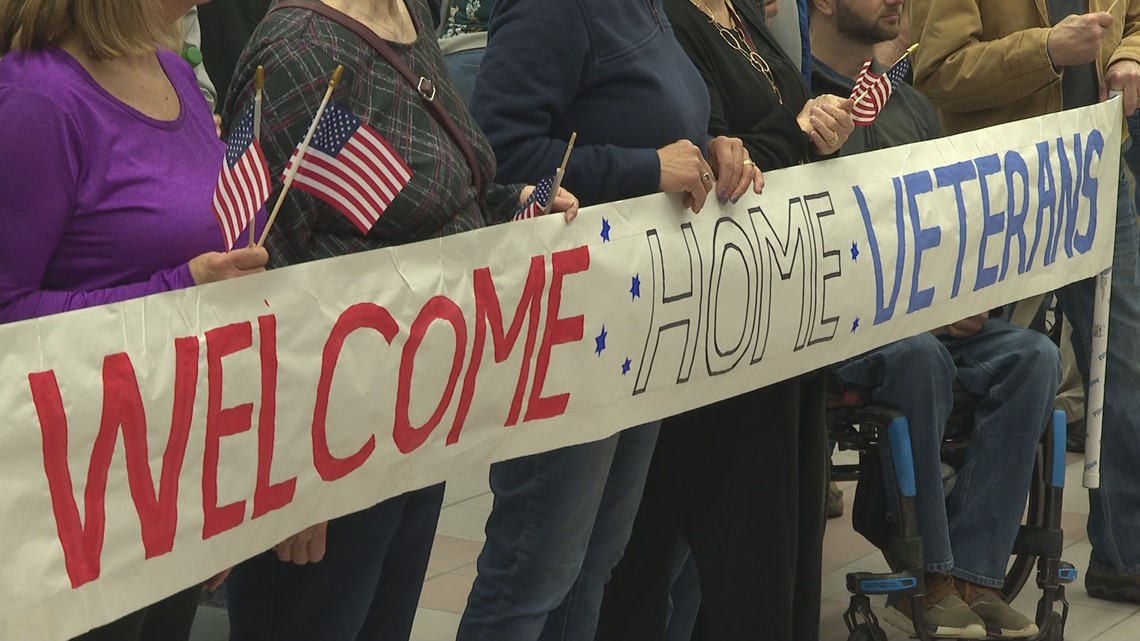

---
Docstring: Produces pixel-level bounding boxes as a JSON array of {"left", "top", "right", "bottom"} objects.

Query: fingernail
[
  {"left": 719, "top": 189, "right": 728, "bottom": 202},
  {"left": 732, "top": 195, "right": 740, "bottom": 204}
]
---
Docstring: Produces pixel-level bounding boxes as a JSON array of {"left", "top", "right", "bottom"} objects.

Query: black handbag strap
[{"left": 269, "top": 0, "right": 486, "bottom": 194}]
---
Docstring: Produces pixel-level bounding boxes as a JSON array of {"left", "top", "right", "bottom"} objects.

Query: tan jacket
[{"left": 909, "top": 0, "right": 1140, "bottom": 135}]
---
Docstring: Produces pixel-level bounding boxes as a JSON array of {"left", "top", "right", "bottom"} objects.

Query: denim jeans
[
  {"left": 226, "top": 484, "right": 445, "bottom": 641},
  {"left": 838, "top": 321, "right": 1060, "bottom": 586},
  {"left": 1055, "top": 172, "right": 1140, "bottom": 576},
  {"left": 1125, "top": 114, "right": 1140, "bottom": 214},
  {"left": 443, "top": 48, "right": 485, "bottom": 106},
  {"left": 456, "top": 422, "right": 660, "bottom": 641}
]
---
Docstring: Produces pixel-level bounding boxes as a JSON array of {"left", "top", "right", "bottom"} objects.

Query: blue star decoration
[
  {"left": 850, "top": 241, "right": 860, "bottom": 262},
  {"left": 621, "top": 357, "right": 632, "bottom": 376},
  {"left": 851, "top": 317, "right": 861, "bottom": 333},
  {"left": 630, "top": 274, "right": 641, "bottom": 300},
  {"left": 595, "top": 325, "right": 608, "bottom": 355},
  {"left": 601, "top": 218, "right": 612, "bottom": 242}
]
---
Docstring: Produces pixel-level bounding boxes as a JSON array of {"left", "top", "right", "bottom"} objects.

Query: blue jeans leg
[
  {"left": 226, "top": 484, "right": 445, "bottom": 641},
  {"left": 837, "top": 333, "right": 957, "bottom": 573},
  {"left": 1125, "top": 114, "right": 1140, "bottom": 214},
  {"left": 1056, "top": 171, "right": 1140, "bottom": 575},
  {"left": 457, "top": 422, "right": 660, "bottom": 641},
  {"left": 943, "top": 321, "right": 1061, "bottom": 587},
  {"left": 443, "top": 48, "right": 486, "bottom": 106}
]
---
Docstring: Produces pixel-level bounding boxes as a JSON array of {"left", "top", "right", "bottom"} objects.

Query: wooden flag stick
[
  {"left": 251, "top": 65, "right": 264, "bottom": 247},
  {"left": 1107, "top": 0, "right": 1121, "bottom": 15},
  {"left": 852, "top": 43, "right": 919, "bottom": 107},
  {"left": 257, "top": 64, "right": 344, "bottom": 248},
  {"left": 558, "top": 131, "right": 578, "bottom": 173},
  {"left": 543, "top": 132, "right": 578, "bottom": 215}
]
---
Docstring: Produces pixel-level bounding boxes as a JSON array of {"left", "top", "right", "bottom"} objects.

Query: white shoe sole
[
  {"left": 881, "top": 602, "right": 987, "bottom": 639},
  {"left": 984, "top": 623, "right": 1040, "bottom": 638}
]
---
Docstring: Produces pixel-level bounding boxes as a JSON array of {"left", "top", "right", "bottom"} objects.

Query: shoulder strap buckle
[{"left": 416, "top": 77, "right": 437, "bottom": 102}]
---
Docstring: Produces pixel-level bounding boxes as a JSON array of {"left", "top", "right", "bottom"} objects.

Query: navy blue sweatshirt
[{"left": 469, "top": 0, "right": 712, "bottom": 207}]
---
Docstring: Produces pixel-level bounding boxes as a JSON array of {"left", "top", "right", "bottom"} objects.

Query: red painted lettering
[
  {"left": 313, "top": 303, "right": 397, "bottom": 481},
  {"left": 526, "top": 246, "right": 590, "bottom": 421},
  {"left": 202, "top": 322, "right": 254, "bottom": 539},
  {"left": 252, "top": 314, "right": 296, "bottom": 519},
  {"left": 29, "top": 337, "right": 199, "bottom": 588},
  {"left": 394, "top": 296, "right": 467, "bottom": 453},
  {"left": 450, "top": 257, "right": 546, "bottom": 442}
]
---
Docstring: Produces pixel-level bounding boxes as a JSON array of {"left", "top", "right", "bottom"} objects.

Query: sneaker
[
  {"left": 827, "top": 481, "right": 845, "bottom": 519},
  {"left": 882, "top": 572, "right": 986, "bottom": 639},
  {"left": 955, "top": 578, "right": 1039, "bottom": 638},
  {"left": 1086, "top": 565, "right": 1140, "bottom": 604}
]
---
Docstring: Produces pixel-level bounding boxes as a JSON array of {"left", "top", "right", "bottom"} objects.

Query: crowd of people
[{"left": 1, "top": 0, "right": 1139, "bottom": 640}]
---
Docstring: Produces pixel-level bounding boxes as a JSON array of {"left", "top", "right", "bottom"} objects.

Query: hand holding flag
[
  {"left": 514, "top": 173, "right": 557, "bottom": 221},
  {"left": 850, "top": 43, "right": 918, "bottom": 126},
  {"left": 513, "top": 132, "right": 579, "bottom": 222}
]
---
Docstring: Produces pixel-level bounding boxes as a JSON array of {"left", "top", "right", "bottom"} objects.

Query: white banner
[{"left": 0, "top": 101, "right": 1120, "bottom": 640}]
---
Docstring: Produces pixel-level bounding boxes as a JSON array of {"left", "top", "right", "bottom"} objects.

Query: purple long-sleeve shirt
[{"left": 0, "top": 48, "right": 227, "bottom": 324}]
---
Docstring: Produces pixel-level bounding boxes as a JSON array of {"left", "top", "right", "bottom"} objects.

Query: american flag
[
  {"left": 286, "top": 101, "right": 412, "bottom": 235},
  {"left": 211, "top": 105, "right": 272, "bottom": 250},
  {"left": 513, "top": 172, "right": 557, "bottom": 221},
  {"left": 850, "top": 55, "right": 912, "bottom": 126}
]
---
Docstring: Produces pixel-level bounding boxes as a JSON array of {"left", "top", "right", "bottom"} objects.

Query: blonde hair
[{"left": 0, "top": 0, "right": 181, "bottom": 60}]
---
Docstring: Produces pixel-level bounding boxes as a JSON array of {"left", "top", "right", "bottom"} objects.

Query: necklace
[{"left": 688, "top": 0, "right": 783, "bottom": 104}]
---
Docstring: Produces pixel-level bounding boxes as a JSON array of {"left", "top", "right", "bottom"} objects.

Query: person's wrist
[{"left": 1044, "top": 28, "right": 1062, "bottom": 74}]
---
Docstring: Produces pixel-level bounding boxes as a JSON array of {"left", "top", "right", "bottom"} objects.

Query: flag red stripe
[
  {"left": 297, "top": 151, "right": 392, "bottom": 219},
  {"left": 342, "top": 133, "right": 409, "bottom": 199},
  {"left": 354, "top": 126, "right": 413, "bottom": 182},
  {"left": 211, "top": 141, "right": 272, "bottom": 250},
  {"left": 293, "top": 170, "right": 377, "bottom": 232},
  {"left": 288, "top": 123, "right": 412, "bottom": 235},
  {"left": 307, "top": 143, "right": 394, "bottom": 206},
  {"left": 339, "top": 144, "right": 402, "bottom": 202},
  {"left": 294, "top": 160, "right": 386, "bottom": 232}
]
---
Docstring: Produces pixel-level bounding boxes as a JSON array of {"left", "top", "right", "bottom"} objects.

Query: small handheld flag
[
  {"left": 513, "top": 132, "right": 577, "bottom": 221},
  {"left": 850, "top": 44, "right": 917, "bottom": 126},
  {"left": 514, "top": 172, "right": 556, "bottom": 221},
  {"left": 285, "top": 101, "right": 413, "bottom": 235},
  {"left": 258, "top": 64, "right": 344, "bottom": 247},
  {"left": 211, "top": 104, "right": 272, "bottom": 250}
]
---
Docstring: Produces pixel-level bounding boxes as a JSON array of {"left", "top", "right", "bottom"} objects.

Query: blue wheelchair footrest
[
  {"left": 1058, "top": 562, "right": 1078, "bottom": 584},
  {"left": 847, "top": 570, "right": 921, "bottom": 596}
]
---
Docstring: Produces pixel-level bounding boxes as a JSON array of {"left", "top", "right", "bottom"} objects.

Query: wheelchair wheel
[{"left": 1001, "top": 446, "right": 1047, "bottom": 602}]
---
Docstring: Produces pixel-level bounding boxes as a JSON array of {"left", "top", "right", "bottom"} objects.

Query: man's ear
[{"left": 809, "top": 0, "right": 835, "bottom": 18}]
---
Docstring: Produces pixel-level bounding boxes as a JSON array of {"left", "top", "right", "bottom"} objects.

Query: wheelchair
[{"left": 826, "top": 379, "right": 1076, "bottom": 641}]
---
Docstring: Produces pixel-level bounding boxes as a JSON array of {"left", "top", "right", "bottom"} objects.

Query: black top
[
  {"left": 663, "top": 0, "right": 812, "bottom": 170},
  {"left": 197, "top": 0, "right": 274, "bottom": 107}
]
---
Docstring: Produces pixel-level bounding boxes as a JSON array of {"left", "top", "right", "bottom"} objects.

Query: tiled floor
[{"left": 190, "top": 452, "right": 1140, "bottom": 641}]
